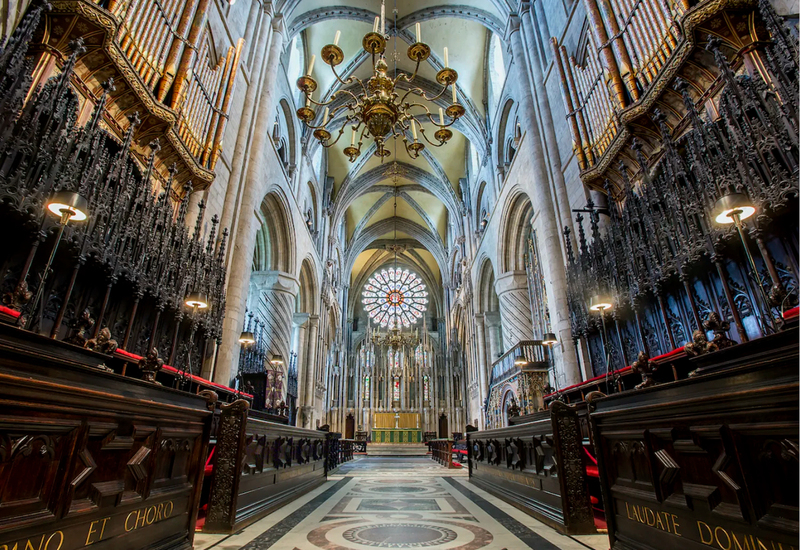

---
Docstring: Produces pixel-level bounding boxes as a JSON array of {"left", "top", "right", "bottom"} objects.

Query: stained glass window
[
  {"left": 362, "top": 268, "right": 428, "bottom": 328},
  {"left": 364, "top": 375, "right": 370, "bottom": 400},
  {"left": 423, "top": 375, "right": 429, "bottom": 401},
  {"left": 393, "top": 379, "right": 400, "bottom": 401}
]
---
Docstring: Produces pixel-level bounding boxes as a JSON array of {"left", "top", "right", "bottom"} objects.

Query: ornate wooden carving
[
  {"left": 467, "top": 404, "right": 597, "bottom": 535},
  {"left": 30, "top": 0, "right": 244, "bottom": 191},
  {"left": 588, "top": 327, "right": 798, "bottom": 550},
  {"left": 203, "top": 408, "right": 328, "bottom": 534},
  {"left": 0, "top": 8, "right": 228, "bottom": 381},
  {"left": 563, "top": 17, "right": 799, "bottom": 377},
  {"left": 0, "top": 325, "right": 214, "bottom": 550}
]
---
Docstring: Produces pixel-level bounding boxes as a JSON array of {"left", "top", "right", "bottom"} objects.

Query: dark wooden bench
[
  {"left": 0, "top": 323, "right": 214, "bottom": 550},
  {"left": 467, "top": 401, "right": 596, "bottom": 535},
  {"left": 590, "top": 327, "right": 799, "bottom": 550},
  {"left": 202, "top": 404, "right": 328, "bottom": 533}
]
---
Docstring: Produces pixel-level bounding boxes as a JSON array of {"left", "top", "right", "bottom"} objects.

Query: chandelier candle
[{"left": 295, "top": 2, "right": 463, "bottom": 161}]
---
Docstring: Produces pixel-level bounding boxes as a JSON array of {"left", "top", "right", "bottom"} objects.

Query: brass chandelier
[
  {"left": 295, "top": 0, "right": 464, "bottom": 161},
  {"left": 371, "top": 327, "right": 420, "bottom": 350}
]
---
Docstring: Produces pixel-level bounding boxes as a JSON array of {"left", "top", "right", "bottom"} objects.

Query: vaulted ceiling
[{"left": 282, "top": 0, "right": 512, "bottom": 315}]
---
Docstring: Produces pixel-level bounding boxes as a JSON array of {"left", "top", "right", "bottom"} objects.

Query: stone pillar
[
  {"left": 506, "top": 15, "right": 582, "bottom": 386},
  {"left": 495, "top": 271, "right": 534, "bottom": 348},
  {"left": 474, "top": 314, "right": 488, "bottom": 413},
  {"left": 219, "top": 4, "right": 273, "bottom": 250},
  {"left": 250, "top": 271, "right": 299, "bottom": 361},
  {"left": 303, "top": 315, "right": 320, "bottom": 424},
  {"left": 292, "top": 312, "right": 309, "bottom": 409},
  {"left": 520, "top": 2, "right": 576, "bottom": 255},
  {"left": 215, "top": 17, "right": 285, "bottom": 386},
  {"left": 485, "top": 312, "right": 502, "bottom": 363},
  {"left": 185, "top": 190, "right": 205, "bottom": 236}
]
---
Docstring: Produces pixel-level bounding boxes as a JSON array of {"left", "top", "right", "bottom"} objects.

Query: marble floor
[{"left": 195, "top": 457, "right": 610, "bottom": 550}]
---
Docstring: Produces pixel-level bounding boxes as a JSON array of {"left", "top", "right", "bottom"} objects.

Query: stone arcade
[{"left": 0, "top": 1, "right": 796, "bottom": 549}]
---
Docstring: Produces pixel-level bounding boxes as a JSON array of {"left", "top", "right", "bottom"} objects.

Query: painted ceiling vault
[{"left": 280, "top": 0, "right": 512, "bottom": 318}]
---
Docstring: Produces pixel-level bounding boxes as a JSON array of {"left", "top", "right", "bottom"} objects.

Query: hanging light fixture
[{"left": 296, "top": 0, "right": 463, "bottom": 161}]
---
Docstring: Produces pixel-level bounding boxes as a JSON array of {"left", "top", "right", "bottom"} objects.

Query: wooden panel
[
  {"left": 589, "top": 328, "right": 799, "bottom": 550},
  {"left": 467, "top": 402, "right": 596, "bottom": 535},
  {"left": 203, "top": 407, "right": 327, "bottom": 533},
  {"left": 0, "top": 325, "right": 214, "bottom": 550}
]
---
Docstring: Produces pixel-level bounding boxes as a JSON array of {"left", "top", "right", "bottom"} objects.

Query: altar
[
  {"left": 371, "top": 412, "right": 422, "bottom": 443},
  {"left": 371, "top": 428, "right": 423, "bottom": 443}
]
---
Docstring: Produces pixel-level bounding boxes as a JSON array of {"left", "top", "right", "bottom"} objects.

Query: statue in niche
[
  {"left": 684, "top": 329, "right": 718, "bottom": 357},
  {"left": 506, "top": 395, "right": 520, "bottom": 418},
  {"left": 68, "top": 308, "right": 95, "bottom": 346},
  {"left": 631, "top": 351, "right": 657, "bottom": 389},
  {"left": 703, "top": 312, "right": 735, "bottom": 350},
  {"left": 85, "top": 327, "right": 118, "bottom": 355},
  {"left": 138, "top": 347, "right": 163, "bottom": 384}
]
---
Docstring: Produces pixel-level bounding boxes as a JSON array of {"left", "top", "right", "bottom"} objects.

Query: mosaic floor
[{"left": 194, "top": 457, "right": 609, "bottom": 550}]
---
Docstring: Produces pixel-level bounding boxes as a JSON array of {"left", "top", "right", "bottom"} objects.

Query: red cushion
[
  {"left": 590, "top": 496, "right": 599, "bottom": 504},
  {"left": 586, "top": 465, "right": 599, "bottom": 478},
  {"left": 115, "top": 350, "right": 253, "bottom": 398},
  {"left": 783, "top": 306, "right": 799, "bottom": 320},
  {"left": 0, "top": 305, "right": 21, "bottom": 318}
]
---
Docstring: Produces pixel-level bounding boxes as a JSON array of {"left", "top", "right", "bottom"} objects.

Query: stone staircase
[{"left": 367, "top": 443, "right": 430, "bottom": 456}]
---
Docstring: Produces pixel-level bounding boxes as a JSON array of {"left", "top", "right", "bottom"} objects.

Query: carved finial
[{"left": 68, "top": 37, "right": 86, "bottom": 56}]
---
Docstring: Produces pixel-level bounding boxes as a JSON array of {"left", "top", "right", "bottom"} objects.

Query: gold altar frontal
[
  {"left": 371, "top": 428, "right": 422, "bottom": 443},
  {"left": 372, "top": 412, "right": 421, "bottom": 443}
]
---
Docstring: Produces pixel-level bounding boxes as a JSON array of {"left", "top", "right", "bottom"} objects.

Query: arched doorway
[{"left": 438, "top": 413, "right": 448, "bottom": 439}]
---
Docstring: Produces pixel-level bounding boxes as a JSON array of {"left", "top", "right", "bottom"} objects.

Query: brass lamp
[
  {"left": 541, "top": 332, "right": 558, "bottom": 346},
  {"left": 588, "top": 294, "right": 613, "bottom": 312},
  {"left": 238, "top": 331, "right": 256, "bottom": 345},
  {"left": 27, "top": 191, "right": 90, "bottom": 331},
  {"left": 270, "top": 353, "right": 285, "bottom": 365},
  {"left": 712, "top": 192, "right": 775, "bottom": 332},
  {"left": 185, "top": 292, "right": 210, "bottom": 310},
  {"left": 513, "top": 353, "right": 527, "bottom": 366},
  {"left": 712, "top": 192, "right": 756, "bottom": 225},
  {"left": 46, "top": 190, "right": 89, "bottom": 222},
  {"left": 588, "top": 293, "right": 613, "bottom": 393}
]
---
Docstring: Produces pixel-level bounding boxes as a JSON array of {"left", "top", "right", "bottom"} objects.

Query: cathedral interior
[{"left": 0, "top": 0, "right": 797, "bottom": 549}]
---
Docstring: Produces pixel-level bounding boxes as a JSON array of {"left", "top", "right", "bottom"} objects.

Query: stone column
[
  {"left": 303, "top": 315, "right": 320, "bottom": 424},
  {"left": 292, "top": 311, "right": 309, "bottom": 392},
  {"left": 495, "top": 270, "right": 534, "bottom": 348},
  {"left": 250, "top": 271, "right": 299, "bottom": 360},
  {"left": 474, "top": 314, "right": 488, "bottom": 412},
  {"left": 520, "top": 2, "right": 576, "bottom": 256},
  {"left": 215, "top": 17, "right": 286, "bottom": 386},
  {"left": 219, "top": 4, "right": 273, "bottom": 250},
  {"left": 485, "top": 312, "right": 502, "bottom": 363},
  {"left": 506, "top": 15, "right": 582, "bottom": 386}
]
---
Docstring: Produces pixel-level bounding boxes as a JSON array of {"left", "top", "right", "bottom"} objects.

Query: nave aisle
[{"left": 195, "top": 457, "right": 609, "bottom": 550}]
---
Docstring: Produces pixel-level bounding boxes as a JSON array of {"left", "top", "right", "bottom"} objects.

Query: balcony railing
[{"left": 489, "top": 340, "right": 551, "bottom": 388}]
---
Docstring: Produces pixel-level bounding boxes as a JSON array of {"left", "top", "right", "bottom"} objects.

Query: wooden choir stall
[
  {"left": 468, "top": 1, "right": 800, "bottom": 547},
  {"left": 0, "top": 5, "right": 352, "bottom": 548}
]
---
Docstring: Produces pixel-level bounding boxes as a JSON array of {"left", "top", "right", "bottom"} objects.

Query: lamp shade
[
  {"left": 542, "top": 332, "right": 558, "bottom": 346},
  {"left": 47, "top": 191, "right": 89, "bottom": 222},
  {"left": 185, "top": 291, "right": 210, "bottom": 309},
  {"left": 713, "top": 192, "right": 755, "bottom": 224},
  {"left": 238, "top": 331, "right": 255, "bottom": 345},
  {"left": 514, "top": 353, "right": 527, "bottom": 366},
  {"left": 270, "top": 353, "right": 285, "bottom": 365},
  {"left": 589, "top": 293, "right": 613, "bottom": 312}
]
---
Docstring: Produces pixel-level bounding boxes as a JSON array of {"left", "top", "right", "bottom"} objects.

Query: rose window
[{"left": 362, "top": 268, "right": 428, "bottom": 328}]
